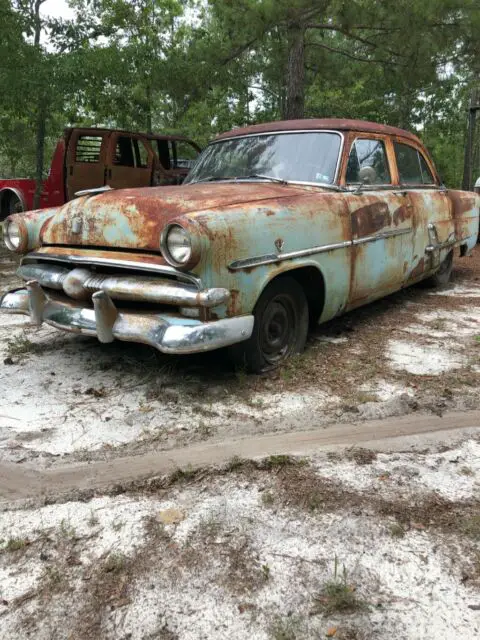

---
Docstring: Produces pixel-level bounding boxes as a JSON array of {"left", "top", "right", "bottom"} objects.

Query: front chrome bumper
[{"left": 1, "top": 287, "right": 254, "bottom": 354}]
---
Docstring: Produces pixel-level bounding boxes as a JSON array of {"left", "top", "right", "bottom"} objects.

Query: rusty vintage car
[{"left": 1, "top": 119, "right": 479, "bottom": 372}]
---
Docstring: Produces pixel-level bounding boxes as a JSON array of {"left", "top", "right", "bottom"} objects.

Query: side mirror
[{"left": 358, "top": 166, "right": 377, "bottom": 185}]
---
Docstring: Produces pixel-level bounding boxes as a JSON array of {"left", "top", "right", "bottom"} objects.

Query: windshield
[{"left": 185, "top": 131, "right": 342, "bottom": 185}]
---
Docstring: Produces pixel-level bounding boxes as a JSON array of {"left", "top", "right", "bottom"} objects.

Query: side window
[
  {"left": 419, "top": 153, "right": 435, "bottom": 184},
  {"left": 394, "top": 142, "right": 435, "bottom": 185},
  {"left": 173, "top": 141, "right": 199, "bottom": 170},
  {"left": 155, "top": 140, "right": 172, "bottom": 170},
  {"left": 133, "top": 139, "right": 149, "bottom": 168},
  {"left": 114, "top": 136, "right": 135, "bottom": 167},
  {"left": 75, "top": 135, "right": 103, "bottom": 163},
  {"left": 394, "top": 142, "right": 422, "bottom": 184},
  {"left": 346, "top": 139, "right": 391, "bottom": 184}
]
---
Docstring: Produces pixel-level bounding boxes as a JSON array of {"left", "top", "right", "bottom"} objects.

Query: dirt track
[{"left": 1, "top": 409, "right": 479, "bottom": 502}]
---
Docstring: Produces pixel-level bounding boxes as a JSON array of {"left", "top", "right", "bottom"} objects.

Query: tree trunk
[
  {"left": 146, "top": 83, "right": 152, "bottom": 133},
  {"left": 283, "top": 24, "right": 305, "bottom": 120},
  {"left": 462, "top": 88, "right": 480, "bottom": 191},
  {"left": 33, "top": 97, "right": 46, "bottom": 209}
]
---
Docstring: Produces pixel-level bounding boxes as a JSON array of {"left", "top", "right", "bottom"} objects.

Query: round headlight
[
  {"left": 164, "top": 225, "right": 192, "bottom": 265},
  {"left": 3, "top": 219, "right": 23, "bottom": 252}
]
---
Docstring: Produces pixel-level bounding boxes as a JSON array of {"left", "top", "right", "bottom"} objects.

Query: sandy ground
[
  {"left": 0, "top": 247, "right": 479, "bottom": 466},
  {"left": 0, "top": 246, "right": 479, "bottom": 639},
  {"left": 1, "top": 436, "right": 479, "bottom": 640}
]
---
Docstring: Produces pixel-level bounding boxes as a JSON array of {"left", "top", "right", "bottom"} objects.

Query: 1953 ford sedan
[{"left": 1, "top": 119, "right": 479, "bottom": 372}]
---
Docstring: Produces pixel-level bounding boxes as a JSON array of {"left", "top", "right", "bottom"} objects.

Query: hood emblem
[
  {"left": 274, "top": 238, "right": 284, "bottom": 253},
  {"left": 72, "top": 217, "right": 82, "bottom": 234}
]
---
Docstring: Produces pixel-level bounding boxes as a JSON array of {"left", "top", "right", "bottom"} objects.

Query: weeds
[
  {"left": 59, "top": 519, "right": 76, "bottom": 539},
  {"left": 461, "top": 516, "right": 480, "bottom": 541},
  {"left": 261, "top": 491, "right": 275, "bottom": 506},
  {"left": 312, "top": 557, "right": 367, "bottom": 615},
  {"left": 4, "top": 537, "right": 29, "bottom": 552},
  {"left": 269, "top": 615, "right": 302, "bottom": 640},
  {"left": 6, "top": 334, "right": 45, "bottom": 359},
  {"left": 389, "top": 523, "right": 406, "bottom": 538},
  {"left": 102, "top": 552, "right": 127, "bottom": 573}
]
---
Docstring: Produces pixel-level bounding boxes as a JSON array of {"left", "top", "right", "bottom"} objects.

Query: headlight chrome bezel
[
  {"left": 160, "top": 222, "right": 202, "bottom": 270},
  {"left": 3, "top": 216, "right": 28, "bottom": 253}
]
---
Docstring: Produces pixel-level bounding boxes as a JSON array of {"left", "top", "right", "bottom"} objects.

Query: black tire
[
  {"left": 229, "top": 276, "right": 309, "bottom": 373},
  {"left": 424, "top": 250, "right": 453, "bottom": 287}
]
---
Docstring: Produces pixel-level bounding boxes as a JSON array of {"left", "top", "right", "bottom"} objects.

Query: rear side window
[
  {"left": 75, "top": 136, "right": 103, "bottom": 163},
  {"left": 346, "top": 139, "right": 391, "bottom": 184},
  {"left": 395, "top": 142, "right": 435, "bottom": 185},
  {"left": 114, "top": 136, "right": 150, "bottom": 168},
  {"left": 173, "top": 140, "right": 199, "bottom": 170}
]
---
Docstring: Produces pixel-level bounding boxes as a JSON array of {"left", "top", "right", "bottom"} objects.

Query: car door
[
  {"left": 65, "top": 129, "right": 108, "bottom": 200},
  {"left": 393, "top": 140, "right": 452, "bottom": 280},
  {"left": 106, "top": 133, "right": 155, "bottom": 189},
  {"left": 343, "top": 134, "right": 414, "bottom": 308}
]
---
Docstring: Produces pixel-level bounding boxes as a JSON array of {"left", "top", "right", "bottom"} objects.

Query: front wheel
[{"left": 229, "top": 276, "right": 309, "bottom": 373}]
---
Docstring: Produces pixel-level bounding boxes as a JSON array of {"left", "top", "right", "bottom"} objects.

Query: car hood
[{"left": 40, "top": 182, "right": 307, "bottom": 251}]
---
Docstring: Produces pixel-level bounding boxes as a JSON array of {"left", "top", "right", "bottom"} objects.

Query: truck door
[
  {"left": 65, "top": 130, "right": 107, "bottom": 200},
  {"left": 106, "top": 133, "right": 154, "bottom": 189},
  {"left": 344, "top": 135, "right": 414, "bottom": 308}
]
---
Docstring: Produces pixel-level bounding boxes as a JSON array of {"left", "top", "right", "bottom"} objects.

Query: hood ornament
[
  {"left": 71, "top": 217, "right": 82, "bottom": 234},
  {"left": 74, "top": 185, "right": 113, "bottom": 197}
]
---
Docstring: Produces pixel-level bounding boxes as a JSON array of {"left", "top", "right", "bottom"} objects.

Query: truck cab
[{"left": 0, "top": 127, "right": 201, "bottom": 219}]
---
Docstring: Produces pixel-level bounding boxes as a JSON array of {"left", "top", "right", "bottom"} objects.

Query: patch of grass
[
  {"left": 4, "top": 537, "right": 29, "bottom": 552},
  {"left": 429, "top": 318, "right": 448, "bottom": 331},
  {"left": 88, "top": 510, "right": 100, "bottom": 527},
  {"left": 459, "top": 466, "right": 474, "bottom": 477},
  {"left": 6, "top": 334, "right": 45, "bottom": 359},
  {"left": 461, "top": 516, "right": 480, "bottom": 540},
  {"left": 224, "top": 455, "right": 246, "bottom": 472},
  {"left": 168, "top": 464, "right": 198, "bottom": 483},
  {"left": 261, "top": 491, "right": 275, "bottom": 506},
  {"left": 312, "top": 557, "right": 367, "bottom": 616},
  {"left": 389, "top": 523, "right": 406, "bottom": 538},
  {"left": 112, "top": 518, "right": 124, "bottom": 532},
  {"left": 355, "top": 392, "right": 379, "bottom": 404},
  {"left": 196, "top": 419, "right": 213, "bottom": 438},
  {"left": 59, "top": 519, "right": 76, "bottom": 539},
  {"left": 346, "top": 448, "right": 377, "bottom": 466},
  {"left": 102, "top": 552, "right": 127, "bottom": 573},
  {"left": 269, "top": 615, "right": 302, "bottom": 640}
]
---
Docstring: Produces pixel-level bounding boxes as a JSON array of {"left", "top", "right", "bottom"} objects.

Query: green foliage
[{"left": 0, "top": 0, "right": 479, "bottom": 186}]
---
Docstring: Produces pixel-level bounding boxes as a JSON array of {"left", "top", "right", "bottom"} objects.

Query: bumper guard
[{"left": 1, "top": 286, "right": 254, "bottom": 354}]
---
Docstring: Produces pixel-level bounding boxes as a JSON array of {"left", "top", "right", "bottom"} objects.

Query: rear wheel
[
  {"left": 424, "top": 250, "right": 453, "bottom": 287},
  {"left": 229, "top": 276, "right": 309, "bottom": 373}
]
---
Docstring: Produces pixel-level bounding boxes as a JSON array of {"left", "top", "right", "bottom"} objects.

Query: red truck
[{"left": 0, "top": 127, "right": 201, "bottom": 219}]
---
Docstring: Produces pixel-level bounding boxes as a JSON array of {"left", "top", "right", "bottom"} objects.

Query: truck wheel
[
  {"left": 229, "top": 276, "right": 309, "bottom": 373},
  {"left": 424, "top": 250, "right": 453, "bottom": 287}
]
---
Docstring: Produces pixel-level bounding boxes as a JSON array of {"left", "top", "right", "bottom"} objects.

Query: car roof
[{"left": 215, "top": 118, "right": 422, "bottom": 145}]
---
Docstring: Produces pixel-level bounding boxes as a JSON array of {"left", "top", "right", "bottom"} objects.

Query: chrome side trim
[
  {"left": 22, "top": 252, "right": 202, "bottom": 288},
  {"left": 0, "top": 287, "right": 254, "bottom": 355},
  {"left": 228, "top": 227, "right": 412, "bottom": 270},
  {"left": 228, "top": 240, "right": 351, "bottom": 271},
  {"left": 352, "top": 227, "right": 413, "bottom": 246}
]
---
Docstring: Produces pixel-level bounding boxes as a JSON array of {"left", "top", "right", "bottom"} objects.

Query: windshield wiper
[
  {"left": 193, "top": 176, "right": 237, "bottom": 184},
  {"left": 235, "top": 173, "right": 288, "bottom": 184},
  {"left": 194, "top": 174, "right": 288, "bottom": 185}
]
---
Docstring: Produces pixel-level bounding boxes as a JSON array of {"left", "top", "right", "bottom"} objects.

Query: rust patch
[
  {"left": 392, "top": 205, "right": 410, "bottom": 226},
  {"left": 408, "top": 257, "right": 425, "bottom": 280},
  {"left": 227, "top": 289, "right": 240, "bottom": 316},
  {"left": 351, "top": 202, "right": 391, "bottom": 237},
  {"left": 266, "top": 210, "right": 275, "bottom": 216}
]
